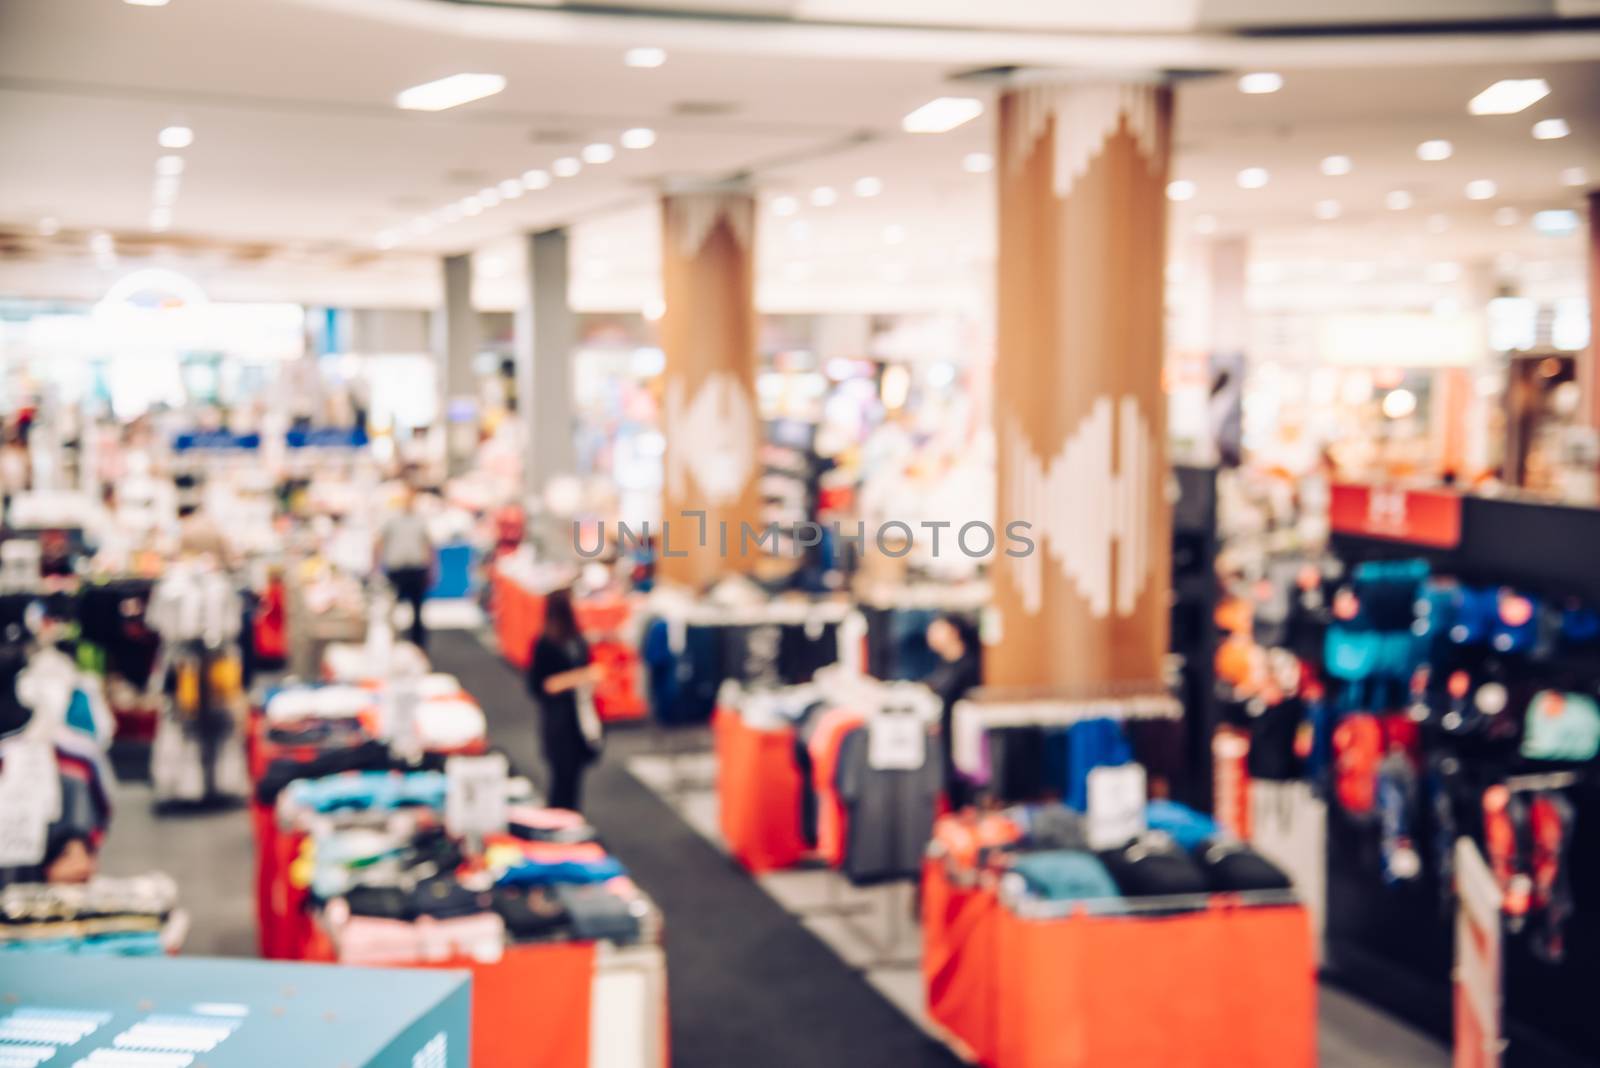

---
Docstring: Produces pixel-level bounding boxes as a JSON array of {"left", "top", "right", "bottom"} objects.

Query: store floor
[{"left": 96, "top": 622, "right": 1449, "bottom": 1066}]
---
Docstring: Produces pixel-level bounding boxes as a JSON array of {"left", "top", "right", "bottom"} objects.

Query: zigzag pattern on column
[
  {"left": 664, "top": 372, "right": 756, "bottom": 506},
  {"left": 1003, "top": 395, "right": 1154, "bottom": 619},
  {"left": 1005, "top": 83, "right": 1166, "bottom": 199}
]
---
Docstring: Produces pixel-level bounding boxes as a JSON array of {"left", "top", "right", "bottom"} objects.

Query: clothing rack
[{"left": 953, "top": 688, "right": 1181, "bottom": 732}]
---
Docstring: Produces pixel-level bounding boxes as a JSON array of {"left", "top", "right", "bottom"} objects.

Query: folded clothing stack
[{"left": 0, "top": 874, "right": 178, "bottom": 956}]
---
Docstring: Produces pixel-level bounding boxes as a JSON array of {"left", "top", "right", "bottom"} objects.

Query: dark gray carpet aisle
[{"left": 428, "top": 630, "right": 964, "bottom": 1068}]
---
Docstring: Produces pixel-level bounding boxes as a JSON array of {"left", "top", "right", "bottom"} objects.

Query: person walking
[
  {"left": 527, "top": 588, "right": 600, "bottom": 811},
  {"left": 376, "top": 486, "right": 434, "bottom": 650}
]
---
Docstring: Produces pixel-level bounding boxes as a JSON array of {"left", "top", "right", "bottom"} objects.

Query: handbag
[{"left": 575, "top": 683, "right": 603, "bottom": 759}]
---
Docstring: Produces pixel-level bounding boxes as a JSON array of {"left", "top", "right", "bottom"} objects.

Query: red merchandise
[
  {"left": 713, "top": 707, "right": 808, "bottom": 872},
  {"left": 1333, "top": 713, "right": 1383, "bottom": 816},
  {"left": 808, "top": 707, "right": 865, "bottom": 867}
]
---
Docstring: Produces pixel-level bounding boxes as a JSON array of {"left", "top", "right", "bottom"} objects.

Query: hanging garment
[
  {"left": 1063, "top": 717, "right": 1133, "bottom": 811},
  {"left": 1520, "top": 691, "right": 1600, "bottom": 763},
  {"left": 835, "top": 722, "right": 941, "bottom": 885},
  {"left": 808, "top": 707, "right": 866, "bottom": 865}
]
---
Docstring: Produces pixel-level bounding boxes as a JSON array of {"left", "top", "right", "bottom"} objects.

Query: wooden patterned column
[
  {"left": 988, "top": 81, "right": 1175, "bottom": 690},
  {"left": 1586, "top": 189, "right": 1600, "bottom": 434},
  {"left": 657, "top": 189, "right": 762, "bottom": 589}
]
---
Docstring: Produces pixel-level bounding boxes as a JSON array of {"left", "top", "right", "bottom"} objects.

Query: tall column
[
  {"left": 1207, "top": 236, "right": 1248, "bottom": 468},
  {"left": 437, "top": 253, "right": 479, "bottom": 476},
  {"left": 988, "top": 81, "right": 1175, "bottom": 690},
  {"left": 657, "top": 187, "right": 762, "bottom": 589},
  {"left": 515, "top": 228, "right": 577, "bottom": 503},
  {"left": 1586, "top": 189, "right": 1600, "bottom": 434}
]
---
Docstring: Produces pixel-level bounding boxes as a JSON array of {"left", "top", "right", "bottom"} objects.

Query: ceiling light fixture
[
  {"left": 498, "top": 179, "right": 523, "bottom": 199},
  {"left": 1237, "top": 72, "right": 1283, "bottom": 95},
  {"left": 1165, "top": 179, "right": 1196, "bottom": 201},
  {"left": 962, "top": 152, "right": 994, "bottom": 174},
  {"left": 770, "top": 196, "right": 799, "bottom": 216},
  {"left": 158, "top": 125, "right": 193, "bottom": 149},
  {"left": 902, "top": 97, "right": 983, "bottom": 134},
  {"left": 625, "top": 47, "right": 666, "bottom": 68},
  {"left": 478, "top": 187, "right": 501, "bottom": 208},
  {"left": 124, "top": 0, "right": 172, "bottom": 6},
  {"left": 1468, "top": 78, "right": 1550, "bottom": 116},
  {"left": 1417, "top": 139, "right": 1453, "bottom": 161},
  {"left": 810, "top": 186, "right": 837, "bottom": 207},
  {"left": 853, "top": 176, "right": 883, "bottom": 198},
  {"left": 152, "top": 176, "right": 180, "bottom": 204},
  {"left": 552, "top": 157, "right": 581, "bottom": 178},
  {"left": 1314, "top": 199, "right": 1341, "bottom": 220},
  {"left": 1236, "top": 167, "right": 1269, "bottom": 189},
  {"left": 1561, "top": 166, "right": 1589, "bottom": 187},
  {"left": 155, "top": 155, "right": 185, "bottom": 176},
  {"left": 521, "top": 169, "right": 550, "bottom": 190},
  {"left": 1532, "top": 118, "right": 1570, "bottom": 140},
  {"left": 620, "top": 127, "right": 656, "bottom": 149},
  {"left": 1320, "top": 155, "right": 1353, "bottom": 176},
  {"left": 395, "top": 73, "right": 506, "bottom": 112},
  {"left": 461, "top": 196, "right": 484, "bottom": 217},
  {"left": 1465, "top": 179, "right": 1497, "bottom": 200},
  {"left": 581, "top": 143, "right": 615, "bottom": 164},
  {"left": 1385, "top": 190, "right": 1413, "bottom": 211},
  {"left": 1533, "top": 209, "right": 1578, "bottom": 236}
]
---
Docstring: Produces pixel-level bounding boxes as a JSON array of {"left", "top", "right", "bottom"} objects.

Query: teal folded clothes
[
  {"left": 1, "top": 931, "right": 164, "bottom": 956},
  {"left": 1145, "top": 800, "right": 1220, "bottom": 851},
  {"left": 1009, "top": 850, "right": 1122, "bottom": 907},
  {"left": 495, "top": 856, "right": 626, "bottom": 888},
  {"left": 286, "top": 770, "right": 448, "bottom": 814}
]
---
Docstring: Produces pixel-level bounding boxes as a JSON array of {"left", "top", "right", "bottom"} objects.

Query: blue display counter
[{"left": 0, "top": 955, "right": 470, "bottom": 1066}]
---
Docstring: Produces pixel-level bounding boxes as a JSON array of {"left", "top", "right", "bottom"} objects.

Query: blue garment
[
  {"left": 1010, "top": 850, "right": 1123, "bottom": 907},
  {"left": 1063, "top": 717, "right": 1132, "bottom": 811},
  {"left": 494, "top": 856, "right": 626, "bottom": 888},
  {"left": 1145, "top": 800, "right": 1219, "bottom": 850},
  {"left": 285, "top": 770, "right": 448, "bottom": 814}
]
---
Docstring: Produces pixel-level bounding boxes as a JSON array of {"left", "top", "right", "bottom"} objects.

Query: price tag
[
  {"left": 0, "top": 741, "right": 61, "bottom": 867},
  {"left": 868, "top": 709, "right": 925, "bottom": 770},
  {"left": 445, "top": 753, "right": 508, "bottom": 838},
  {"left": 1086, "top": 763, "right": 1147, "bottom": 850}
]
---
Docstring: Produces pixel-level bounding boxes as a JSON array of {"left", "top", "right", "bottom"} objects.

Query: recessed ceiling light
[
  {"left": 158, "top": 125, "right": 193, "bottom": 149},
  {"left": 396, "top": 73, "right": 506, "bottom": 112},
  {"left": 37, "top": 217, "right": 59, "bottom": 236},
  {"left": 124, "top": 0, "right": 171, "bottom": 6},
  {"left": 770, "top": 196, "right": 799, "bottom": 216},
  {"left": 498, "top": 179, "right": 523, "bottom": 199},
  {"left": 1385, "top": 190, "right": 1413, "bottom": 211},
  {"left": 1561, "top": 166, "right": 1589, "bottom": 187},
  {"left": 155, "top": 155, "right": 185, "bottom": 176},
  {"left": 1468, "top": 78, "right": 1549, "bottom": 116},
  {"left": 853, "top": 176, "right": 883, "bottom": 198},
  {"left": 810, "top": 186, "right": 837, "bottom": 207},
  {"left": 1494, "top": 207, "right": 1520, "bottom": 226},
  {"left": 152, "top": 175, "right": 180, "bottom": 204},
  {"left": 461, "top": 196, "right": 483, "bottom": 217},
  {"left": 1236, "top": 167, "right": 1269, "bottom": 189},
  {"left": 1320, "top": 155, "right": 1352, "bottom": 176},
  {"left": 1532, "top": 118, "right": 1570, "bottom": 140},
  {"left": 1165, "top": 179, "right": 1196, "bottom": 201},
  {"left": 1237, "top": 72, "right": 1283, "bottom": 95},
  {"left": 962, "top": 152, "right": 994, "bottom": 174},
  {"left": 1314, "top": 199, "right": 1341, "bottom": 220},
  {"left": 1417, "top": 139, "right": 1453, "bottom": 162},
  {"left": 902, "top": 97, "right": 983, "bottom": 134},
  {"left": 522, "top": 169, "right": 550, "bottom": 190},
  {"left": 410, "top": 216, "right": 435, "bottom": 234},
  {"left": 581, "top": 143, "right": 615, "bottom": 164},
  {"left": 1465, "top": 179, "right": 1497, "bottom": 200},
  {"left": 625, "top": 47, "right": 666, "bottom": 68},
  {"left": 883, "top": 224, "right": 906, "bottom": 245},
  {"left": 1426, "top": 213, "right": 1451, "bottom": 233},
  {"left": 621, "top": 127, "right": 656, "bottom": 149},
  {"left": 1195, "top": 214, "right": 1217, "bottom": 234},
  {"left": 439, "top": 203, "right": 463, "bottom": 223},
  {"left": 552, "top": 157, "right": 581, "bottom": 178},
  {"left": 478, "top": 187, "right": 501, "bottom": 208},
  {"left": 1533, "top": 209, "right": 1578, "bottom": 236}
]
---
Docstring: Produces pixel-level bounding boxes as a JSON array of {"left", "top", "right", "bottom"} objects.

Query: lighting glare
[
  {"left": 1385, "top": 190, "right": 1413, "bottom": 211},
  {"left": 901, "top": 96, "right": 984, "bottom": 134},
  {"left": 810, "top": 186, "right": 837, "bottom": 207},
  {"left": 1382, "top": 389, "right": 1418, "bottom": 420},
  {"left": 1166, "top": 179, "right": 1196, "bottom": 202},
  {"left": 478, "top": 187, "right": 501, "bottom": 208},
  {"left": 853, "top": 176, "right": 883, "bottom": 198},
  {"left": 1416, "top": 139, "right": 1453, "bottom": 161},
  {"left": 1236, "top": 167, "right": 1269, "bottom": 190},
  {"left": 1467, "top": 78, "right": 1549, "bottom": 115},
  {"left": 1533, "top": 209, "right": 1579, "bottom": 236},
  {"left": 581, "top": 143, "right": 615, "bottom": 164},
  {"left": 1237, "top": 72, "right": 1283, "bottom": 95},
  {"left": 158, "top": 125, "right": 193, "bottom": 149},
  {"left": 625, "top": 47, "right": 666, "bottom": 68},
  {"left": 770, "top": 196, "right": 799, "bottom": 216},
  {"left": 461, "top": 197, "right": 483, "bottom": 217},
  {"left": 552, "top": 157, "right": 581, "bottom": 178},
  {"left": 962, "top": 152, "right": 994, "bottom": 174},
  {"left": 522, "top": 169, "right": 551, "bottom": 190},
  {"left": 498, "top": 179, "right": 523, "bottom": 199},
  {"left": 621, "top": 127, "right": 656, "bottom": 149},
  {"left": 1465, "top": 179, "right": 1497, "bottom": 200},
  {"left": 1314, "top": 199, "right": 1341, "bottom": 221},
  {"left": 156, "top": 155, "right": 185, "bottom": 176},
  {"left": 395, "top": 73, "right": 506, "bottom": 112},
  {"left": 124, "top": 0, "right": 172, "bottom": 6},
  {"left": 1320, "top": 155, "right": 1352, "bottom": 176},
  {"left": 1532, "top": 118, "right": 1570, "bottom": 140}
]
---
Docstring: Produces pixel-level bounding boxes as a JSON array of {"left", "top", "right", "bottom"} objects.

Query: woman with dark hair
[
  {"left": 925, "top": 613, "right": 982, "bottom": 809},
  {"left": 527, "top": 588, "right": 599, "bottom": 811}
]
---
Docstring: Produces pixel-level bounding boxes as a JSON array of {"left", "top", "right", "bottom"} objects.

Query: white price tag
[
  {"left": 868, "top": 710, "right": 925, "bottom": 770},
  {"left": 445, "top": 753, "right": 508, "bottom": 838},
  {"left": 0, "top": 741, "right": 60, "bottom": 867},
  {"left": 1086, "top": 763, "right": 1147, "bottom": 850}
]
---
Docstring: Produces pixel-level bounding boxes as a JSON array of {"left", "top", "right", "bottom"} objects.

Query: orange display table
[
  {"left": 922, "top": 860, "right": 1317, "bottom": 1068},
  {"left": 712, "top": 707, "right": 809, "bottom": 872}
]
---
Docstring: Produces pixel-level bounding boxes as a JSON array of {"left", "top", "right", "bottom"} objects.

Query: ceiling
[{"left": 0, "top": 0, "right": 1595, "bottom": 314}]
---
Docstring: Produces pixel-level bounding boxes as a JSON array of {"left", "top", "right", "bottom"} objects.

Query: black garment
[
  {"left": 387, "top": 566, "right": 430, "bottom": 650},
  {"left": 1193, "top": 841, "right": 1292, "bottom": 893},
  {"left": 926, "top": 653, "right": 981, "bottom": 809},
  {"left": 835, "top": 724, "right": 941, "bottom": 885},
  {"left": 1096, "top": 835, "right": 1209, "bottom": 900},
  {"left": 528, "top": 634, "right": 593, "bottom": 811}
]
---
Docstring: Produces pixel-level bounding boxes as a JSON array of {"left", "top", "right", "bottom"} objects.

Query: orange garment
[
  {"left": 932, "top": 811, "right": 1022, "bottom": 871},
  {"left": 714, "top": 707, "right": 807, "bottom": 872},
  {"left": 808, "top": 706, "right": 865, "bottom": 867},
  {"left": 922, "top": 860, "right": 1002, "bottom": 1065}
]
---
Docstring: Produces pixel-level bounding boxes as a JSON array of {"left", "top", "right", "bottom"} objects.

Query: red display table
[
  {"left": 922, "top": 859, "right": 1317, "bottom": 1068},
  {"left": 712, "top": 707, "right": 809, "bottom": 872}
]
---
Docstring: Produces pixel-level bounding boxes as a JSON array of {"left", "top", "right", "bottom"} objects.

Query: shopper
[
  {"left": 925, "top": 614, "right": 982, "bottom": 809},
  {"left": 527, "top": 588, "right": 600, "bottom": 812},
  {"left": 376, "top": 487, "right": 434, "bottom": 650}
]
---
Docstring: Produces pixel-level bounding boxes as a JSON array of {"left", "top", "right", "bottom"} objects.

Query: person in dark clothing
[
  {"left": 925, "top": 613, "right": 982, "bottom": 809},
  {"left": 527, "top": 588, "right": 599, "bottom": 811}
]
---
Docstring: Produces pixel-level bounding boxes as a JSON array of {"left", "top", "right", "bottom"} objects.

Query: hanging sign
[
  {"left": 868, "top": 708, "right": 925, "bottom": 770},
  {"left": 445, "top": 753, "right": 508, "bottom": 838},
  {"left": 172, "top": 431, "right": 262, "bottom": 453},
  {"left": 1329, "top": 483, "right": 1462, "bottom": 549},
  {"left": 286, "top": 427, "right": 369, "bottom": 449},
  {"left": 1086, "top": 762, "right": 1147, "bottom": 850}
]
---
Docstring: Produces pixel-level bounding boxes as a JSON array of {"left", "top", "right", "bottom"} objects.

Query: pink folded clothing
[
  {"left": 415, "top": 912, "right": 505, "bottom": 963},
  {"left": 334, "top": 915, "right": 421, "bottom": 965}
]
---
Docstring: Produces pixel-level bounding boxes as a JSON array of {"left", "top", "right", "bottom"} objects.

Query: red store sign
[{"left": 1329, "top": 483, "right": 1463, "bottom": 549}]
